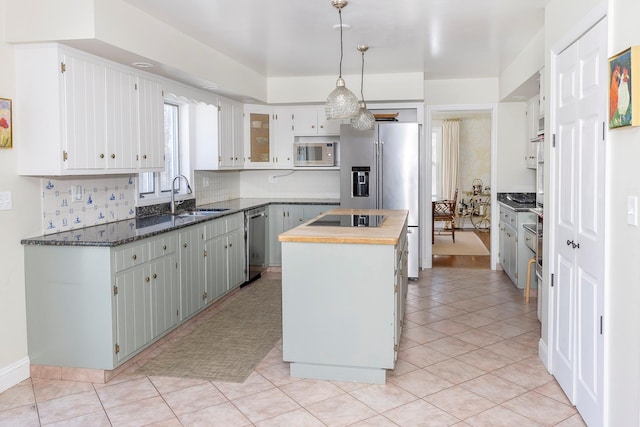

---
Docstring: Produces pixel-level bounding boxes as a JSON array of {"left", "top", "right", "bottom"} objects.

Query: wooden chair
[{"left": 432, "top": 188, "right": 458, "bottom": 244}]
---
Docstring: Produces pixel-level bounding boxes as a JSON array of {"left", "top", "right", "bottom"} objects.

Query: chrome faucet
[{"left": 170, "top": 174, "right": 193, "bottom": 214}]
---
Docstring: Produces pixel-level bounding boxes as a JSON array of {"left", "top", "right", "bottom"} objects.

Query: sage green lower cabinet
[
  {"left": 204, "top": 213, "right": 246, "bottom": 301},
  {"left": 281, "top": 226, "right": 408, "bottom": 384},
  {"left": 268, "top": 204, "right": 336, "bottom": 266},
  {"left": 178, "top": 225, "right": 207, "bottom": 319},
  {"left": 498, "top": 205, "right": 536, "bottom": 289}
]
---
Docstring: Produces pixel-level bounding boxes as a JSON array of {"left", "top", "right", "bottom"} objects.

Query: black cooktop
[{"left": 308, "top": 214, "right": 387, "bottom": 228}]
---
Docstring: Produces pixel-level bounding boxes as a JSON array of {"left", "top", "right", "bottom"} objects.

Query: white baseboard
[
  {"left": 0, "top": 357, "right": 30, "bottom": 393},
  {"left": 538, "top": 338, "right": 550, "bottom": 372}
]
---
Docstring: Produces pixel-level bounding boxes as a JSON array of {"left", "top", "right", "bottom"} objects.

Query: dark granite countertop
[
  {"left": 497, "top": 193, "right": 536, "bottom": 212},
  {"left": 21, "top": 198, "right": 339, "bottom": 247}
]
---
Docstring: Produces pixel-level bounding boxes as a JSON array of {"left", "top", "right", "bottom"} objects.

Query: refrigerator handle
[{"left": 378, "top": 140, "right": 384, "bottom": 209}]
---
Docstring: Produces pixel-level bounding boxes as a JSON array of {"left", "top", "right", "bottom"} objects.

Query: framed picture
[
  {"left": 609, "top": 47, "right": 640, "bottom": 129},
  {"left": 0, "top": 98, "right": 11, "bottom": 148}
]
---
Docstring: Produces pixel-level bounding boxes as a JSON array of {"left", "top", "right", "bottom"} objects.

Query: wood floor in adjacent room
[{"left": 432, "top": 229, "right": 492, "bottom": 269}]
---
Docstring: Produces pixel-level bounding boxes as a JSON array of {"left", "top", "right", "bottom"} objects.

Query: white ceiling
[{"left": 122, "top": 0, "right": 545, "bottom": 96}]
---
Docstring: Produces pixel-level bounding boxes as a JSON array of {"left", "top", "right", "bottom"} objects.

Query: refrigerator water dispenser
[{"left": 351, "top": 167, "right": 370, "bottom": 197}]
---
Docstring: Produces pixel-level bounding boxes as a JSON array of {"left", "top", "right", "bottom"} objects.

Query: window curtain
[{"left": 441, "top": 119, "right": 460, "bottom": 200}]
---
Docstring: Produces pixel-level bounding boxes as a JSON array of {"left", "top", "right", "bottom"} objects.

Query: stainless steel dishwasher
[{"left": 245, "top": 207, "right": 267, "bottom": 284}]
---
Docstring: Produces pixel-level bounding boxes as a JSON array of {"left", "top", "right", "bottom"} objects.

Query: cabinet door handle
[
  {"left": 142, "top": 154, "right": 147, "bottom": 159},
  {"left": 183, "top": 243, "right": 188, "bottom": 248},
  {"left": 99, "top": 153, "right": 105, "bottom": 159},
  {"left": 111, "top": 154, "right": 116, "bottom": 159},
  {"left": 145, "top": 277, "right": 150, "bottom": 282},
  {"left": 163, "top": 245, "right": 167, "bottom": 250},
  {"left": 153, "top": 273, "right": 157, "bottom": 279},
  {"left": 132, "top": 254, "right": 137, "bottom": 260}
]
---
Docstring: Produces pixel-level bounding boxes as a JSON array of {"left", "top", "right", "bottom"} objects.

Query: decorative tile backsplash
[{"left": 41, "top": 175, "right": 137, "bottom": 235}]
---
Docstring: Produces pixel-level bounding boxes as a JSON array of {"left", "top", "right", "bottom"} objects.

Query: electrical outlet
[
  {"left": 72, "top": 185, "right": 84, "bottom": 202},
  {"left": 202, "top": 176, "right": 210, "bottom": 188},
  {"left": 268, "top": 175, "right": 277, "bottom": 184},
  {"left": 628, "top": 195, "right": 638, "bottom": 226}
]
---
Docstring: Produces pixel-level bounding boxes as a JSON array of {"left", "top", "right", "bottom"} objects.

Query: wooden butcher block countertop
[{"left": 278, "top": 209, "right": 408, "bottom": 245}]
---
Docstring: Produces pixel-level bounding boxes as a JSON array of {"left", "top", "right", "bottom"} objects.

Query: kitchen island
[{"left": 279, "top": 209, "right": 409, "bottom": 384}]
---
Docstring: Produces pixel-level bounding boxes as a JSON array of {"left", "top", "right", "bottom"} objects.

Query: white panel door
[{"left": 552, "top": 18, "right": 606, "bottom": 427}]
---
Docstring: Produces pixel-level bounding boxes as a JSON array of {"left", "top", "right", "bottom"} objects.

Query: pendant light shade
[
  {"left": 351, "top": 45, "right": 375, "bottom": 130},
  {"left": 325, "top": 0, "right": 359, "bottom": 120}
]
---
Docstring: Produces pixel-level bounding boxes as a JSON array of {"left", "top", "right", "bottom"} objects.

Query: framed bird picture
[{"left": 609, "top": 47, "right": 640, "bottom": 129}]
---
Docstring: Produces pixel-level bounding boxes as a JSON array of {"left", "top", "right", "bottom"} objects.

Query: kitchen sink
[
  {"left": 177, "top": 210, "right": 222, "bottom": 217},
  {"left": 195, "top": 208, "right": 231, "bottom": 213}
]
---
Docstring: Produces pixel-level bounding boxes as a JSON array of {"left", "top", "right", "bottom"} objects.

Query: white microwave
[{"left": 293, "top": 142, "right": 336, "bottom": 167}]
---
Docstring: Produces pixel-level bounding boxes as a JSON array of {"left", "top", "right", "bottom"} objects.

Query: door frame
[{"left": 424, "top": 104, "right": 498, "bottom": 270}]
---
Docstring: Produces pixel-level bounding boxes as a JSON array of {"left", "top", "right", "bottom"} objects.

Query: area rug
[
  {"left": 433, "top": 231, "right": 490, "bottom": 255},
  {"left": 137, "top": 279, "right": 282, "bottom": 383}
]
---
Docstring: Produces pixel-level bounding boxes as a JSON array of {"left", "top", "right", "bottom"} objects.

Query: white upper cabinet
[
  {"left": 292, "top": 107, "right": 342, "bottom": 136},
  {"left": 14, "top": 43, "right": 164, "bottom": 176},
  {"left": 218, "top": 97, "right": 244, "bottom": 169}
]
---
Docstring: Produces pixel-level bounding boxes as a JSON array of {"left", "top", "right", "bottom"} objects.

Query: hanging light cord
[
  {"left": 338, "top": 8, "right": 344, "bottom": 78},
  {"left": 360, "top": 50, "right": 365, "bottom": 101}
]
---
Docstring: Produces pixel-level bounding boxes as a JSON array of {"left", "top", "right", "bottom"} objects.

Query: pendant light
[
  {"left": 325, "top": 0, "right": 359, "bottom": 120},
  {"left": 351, "top": 45, "right": 376, "bottom": 130}
]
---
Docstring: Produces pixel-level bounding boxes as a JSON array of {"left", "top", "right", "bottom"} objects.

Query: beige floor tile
[
  {"left": 425, "top": 386, "right": 496, "bottom": 420},
  {"left": 460, "top": 374, "right": 528, "bottom": 404},
  {"left": 450, "top": 313, "right": 497, "bottom": 328},
  {"left": 45, "top": 410, "right": 111, "bottom": 426},
  {"left": 478, "top": 321, "right": 531, "bottom": 339},
  {"left": 349, "top": 414, "right": 400, "bottom": 426},
  {"left": 232, "top": 387, "right": 300, "bottom": 423},
  {"left": 464, "top": 405, "right": 543, "bottom": 426},
  {"left": 425, "top": 359, "right": 486, "bottom": 384},
  {"left": 398, "top": 335, "right": 421, "bottom": 352},
  {"left": 455, "top": 348, "right": 514, "bottom": 372},
  {"left": 402, "top": 325, "right": 447, "bottom": 344},
  {"left": 388, "top": 369, "right": 454, "bottom": 398},
  {"left": 428, "top": 305, "right": 469, "bottom": 319},
  {"left": 280, "top": 379, "right": 345, "bottom": 406},
  {"left": 178, "top": 401, "right": 252, "bottom": 426},
  {"left": 306, "top": 394, "right": 377, "bottom": 427},
  {"left": 501, "top": 391, "right": 577, "bottom": 425},
  {"left": 405, "top": 309, "right": 445, "bottom": 326},
  {"left": 37, "top": 390, "right": 104, "bottom": 425},
  {"left": 398, "top": 344, "right": 450, "bottom": 368},
  {"left": 384, "top": 399, "right": 460, "bottom": 426},
  {"left": 104, "top": 395, "right": 175, "bottom": 426},
  {"left": 555, "top": 413, "right": 587, "bottom": 426},
  {"left": 0, "top": 404, "right": 40, "bottom": 427},
  {"left": 94, "top": 376, "right": 159, "bottom": 409},
  {"left": 0, "top": 382, "right": 35, "bottom": 412},
  {"left": 484, "top": 339, "right": 537, "bottom": 361},
  {"left": 429, "top": 319, "right": 473, "bottom": 335},
  {"left": 255, "top": 362, "right": 300, "bottom": 387},
  {"left": 162, "top": 382, "right": 227, "bottom": 416},
  {"left": 32, "top": 379, "right": 95, "bottom": 403},
  {"left": 492, "top": 362, "right": 554, "bottom": 390},
  {"left": 425, "top": 337, "right": 479, "bottom": 357},
  {"left": 255, "top": 408, "right": 325, "bottom": 426},
  {"left": 387, "top": 359, "right": 420, "bottom": 379},
  {"left": 453, "top": 329, "right": 503, "bottom": 347},
  {"left": 148, "top": 375, "right": 210, "bottom": 395},
  {"left": 256, "top": 346, "right": 284, "bottom": 369},
  {"left": 534, "top": 380, "right": 572, "bottom": 405},
  {"left": 214, "top": 371, "right": 275, "bottom": 401},
  {"left": 349, "top": 383, "right": 417, "bottom": 413},
  {"left": 145, "top": 417, "right": 183, "bottom": 427}
]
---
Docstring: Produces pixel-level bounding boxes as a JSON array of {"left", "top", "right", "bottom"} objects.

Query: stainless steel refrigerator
[{"left": 340, "top": 122, "right": 420, "bottom": 278}]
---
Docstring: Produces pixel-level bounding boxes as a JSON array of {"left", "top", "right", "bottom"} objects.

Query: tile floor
[{"left": 0, "top": 268, "right": 586, "bottom": 426}]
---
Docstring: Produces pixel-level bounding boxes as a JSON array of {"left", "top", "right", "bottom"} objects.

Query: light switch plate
[
  {"left": 0, "top": 191, "right": 12, "bottom": 210},
  {"left": 627, "top": 196, "right": 638, "bottom": 226}
]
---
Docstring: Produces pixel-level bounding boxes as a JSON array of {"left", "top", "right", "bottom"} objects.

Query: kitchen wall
[
  {"left": 0, "top": 2, "right": 40, "bottom": 392},
  {"left": 496, "top": 102, "right": 535, "bottom": 192},
  {"left": 458, "top": 115, "right": 492, "bottom": 195},
  {"left": 194, "top": 170, "right": 340, "bottom": 205}
]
